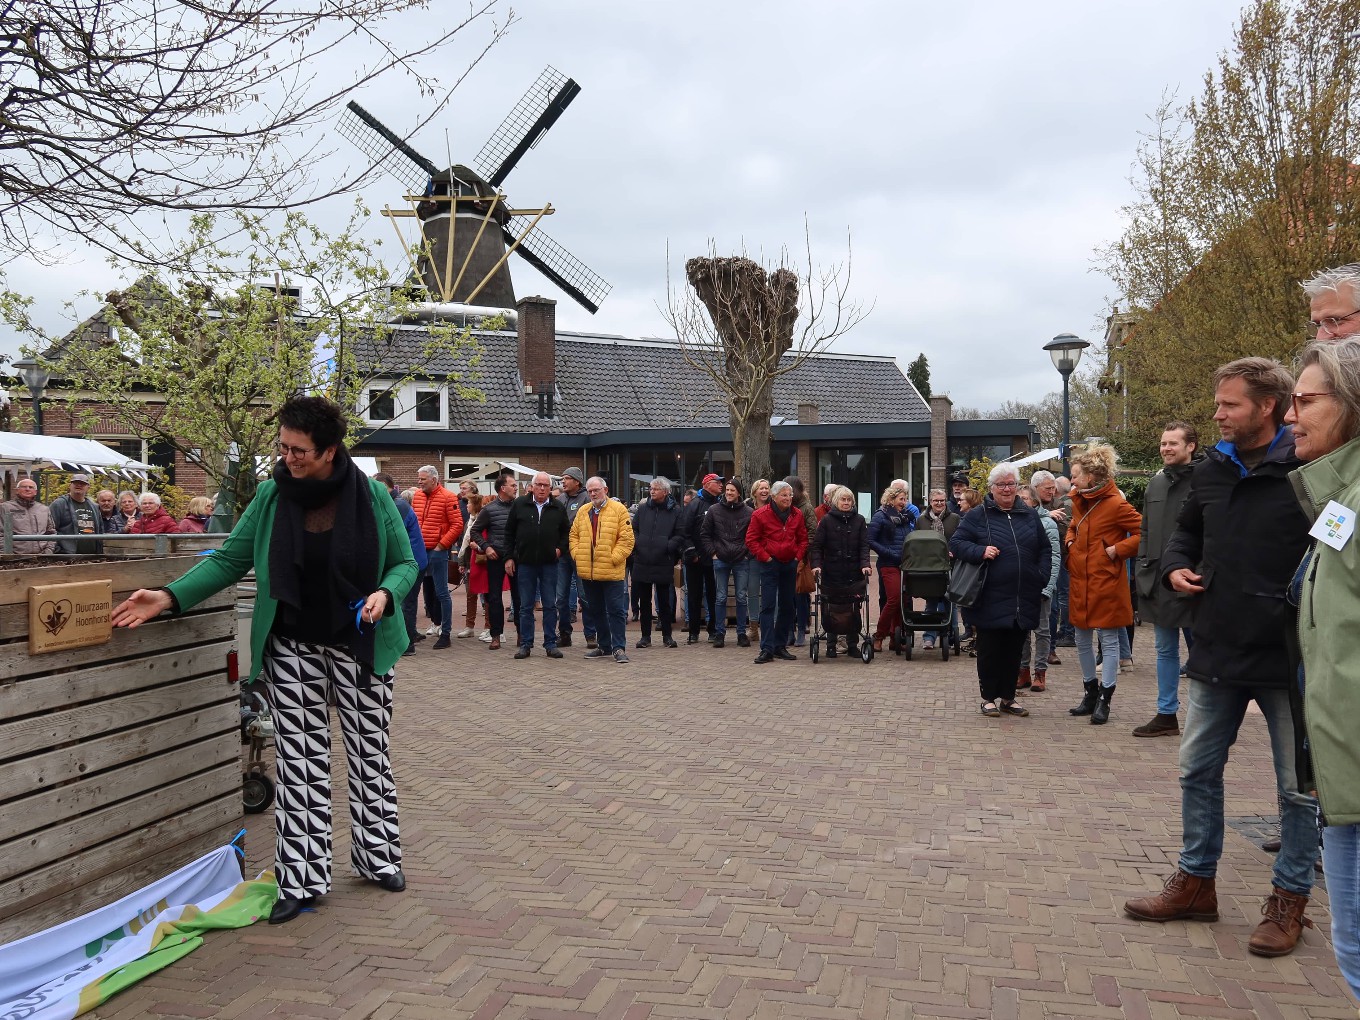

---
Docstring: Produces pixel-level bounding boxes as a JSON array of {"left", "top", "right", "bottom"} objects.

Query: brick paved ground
[{"left": 90, "top": 610, "right": 1359, "bottom": 1020}]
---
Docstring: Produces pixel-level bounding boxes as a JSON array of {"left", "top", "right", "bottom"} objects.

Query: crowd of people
[
  {"left": 0, "top": 473, "right": 215, "bottom": 551},
  {"left": 71, "top": 261, "right": 1360, "bottom": 1006}
]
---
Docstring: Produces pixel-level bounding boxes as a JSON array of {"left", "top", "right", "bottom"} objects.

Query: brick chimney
[
  {"left": 929, "top": 394, "right": 953, "bottom": 489},
  {"left": 797, "top": 401, "right": 819, "bottom": 424},
  {"left": 516, "top": 295, "right": 556, "bottom": 393}
]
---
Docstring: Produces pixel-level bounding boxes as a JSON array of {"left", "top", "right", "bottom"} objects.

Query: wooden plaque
[{"left": 28, "top": 580, "right": 114, "bottom": 655}]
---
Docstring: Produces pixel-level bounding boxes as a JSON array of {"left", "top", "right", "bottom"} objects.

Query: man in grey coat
[
  {"left": 1, "top": 477, "right": 55, "bottom": 552},
  {"left": 49, "top": 473, "right": 104, "bottom": 553},
  {"left": 1132, "top": 422, "right": 1200, "bottom": 737}
]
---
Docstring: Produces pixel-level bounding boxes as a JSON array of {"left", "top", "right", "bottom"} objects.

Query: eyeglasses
[
  {"left": 1291, "top": 390, "right": 1334, "bottom": 413},
  {"left": 585, "top": 487, "right": 604, "bottom": 495},
  {"left": 992, "top": 482, "right": 1018, "bottom": 490},
  {"left": 276, "top": 442, "right": 317, "bottom": 459},
  {"left": 1306, "top": 308, "right": 1360, "bottom": 337}
]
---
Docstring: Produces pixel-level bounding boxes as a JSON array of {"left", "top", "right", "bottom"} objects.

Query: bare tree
[
  {"left": 0, "top": 0, "right": 512, "bottom": 260},
  {"left": 664, "top": 233, "right": 866, "bottom": 484}
]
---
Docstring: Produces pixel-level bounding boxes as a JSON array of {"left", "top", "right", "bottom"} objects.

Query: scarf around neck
[{"left": 268, "top": 445, "right": 381, "bottom": 670}]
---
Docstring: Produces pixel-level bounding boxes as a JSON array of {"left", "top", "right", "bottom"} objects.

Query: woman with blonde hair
[
  {"left": 175, "top": 495, "right": 214, "bottom": 533},
  {"left": 868, "top": 483, "right": 914, "bottom": 652},
  {"left": 1065, "top": 444, "right": 1142, "bottom": 724}
]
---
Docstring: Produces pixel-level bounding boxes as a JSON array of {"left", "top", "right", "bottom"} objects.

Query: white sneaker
[
  {"left": 478, "top": 630, "right": 493, "bottom": 643},
  {"left": 456, "top": 627, "right": 474, "bottom": 638},
  {"left": 424, "top": 624, "right": 440, "bottom": 637}
]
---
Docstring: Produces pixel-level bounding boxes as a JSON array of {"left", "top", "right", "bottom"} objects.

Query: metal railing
[{"left": 1, "top": 517, "right": 230, "bottom": 556}]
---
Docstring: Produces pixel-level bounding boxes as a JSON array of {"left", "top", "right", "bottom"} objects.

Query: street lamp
[
  {"left": 1043, "top": 332, "right": 1091, "bottom": 476},
  {"left": 12, "top": 358, "right": 50, "bottom": 435}
]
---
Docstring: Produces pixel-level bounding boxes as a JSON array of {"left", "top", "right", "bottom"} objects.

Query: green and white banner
[{"left": 0, "top": 845, "right": 277, "bottom": 1020}]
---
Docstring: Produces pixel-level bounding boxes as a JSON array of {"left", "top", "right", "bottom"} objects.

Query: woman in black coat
[
  {"left": 809, "top": 485, "right": 871, "bottom": 657},
  {"left": 949, "top": 465, "right": 1051, "bottom": 717},
  {"left": 631, "top": 476, "right": 683, "bottom": 648}
]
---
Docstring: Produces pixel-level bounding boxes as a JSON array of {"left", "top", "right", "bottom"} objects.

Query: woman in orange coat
[{"left": 1064, "top": 444, "right": 1142, "bottom": 725}]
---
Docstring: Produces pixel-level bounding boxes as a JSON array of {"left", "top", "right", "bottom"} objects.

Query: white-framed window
[
  {"left": 414, "top": 389, "right": 441, "bottom": 422},
  {"left": 360, "top": 380, "right": 446, "bottom": 428}
]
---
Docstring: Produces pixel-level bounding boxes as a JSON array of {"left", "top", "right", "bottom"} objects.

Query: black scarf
[
  {"left": 268, "top": 445, "right": 381, "bottom": 670},
  {"left": 772, "top": 503, "right": 792, "bottom": 523}
]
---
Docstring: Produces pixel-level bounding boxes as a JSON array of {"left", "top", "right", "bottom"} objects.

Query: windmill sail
[
  {"left": 474, "top": 67, "right": 581, "bottom": 187},
  {"left": 339, "top": 101, "right": 439, "bottom": 196},
  {"left": 503, "top": 217, "right": 611, "bottom": 314}
]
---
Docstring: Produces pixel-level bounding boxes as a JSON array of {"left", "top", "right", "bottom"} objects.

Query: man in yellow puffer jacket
[{"left": 569, "top": 476, "right": 636, "bottom": 663}]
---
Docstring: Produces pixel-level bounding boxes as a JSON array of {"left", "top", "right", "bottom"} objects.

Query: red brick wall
[
  {"left": 10, "top": 396, "right": 213, "bottom": 496},
  {"left": 929, "top": 394, "right": 953, "bottom": 488},
  {"left": 516, "top": 296, "right": 557, "bottom": 391}
]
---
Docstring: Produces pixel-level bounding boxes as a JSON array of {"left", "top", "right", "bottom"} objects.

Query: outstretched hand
[{"left": 111, "top": 589, "right": 173, "bottom": 629}]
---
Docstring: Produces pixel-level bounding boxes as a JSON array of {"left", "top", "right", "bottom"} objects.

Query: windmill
[{"left": 339, "top": 66, "right": 610, "bottom": 314}]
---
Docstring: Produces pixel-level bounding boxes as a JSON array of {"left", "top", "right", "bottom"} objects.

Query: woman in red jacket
[
  {"left": 128, "top": 492, "right": 179, "bottom": 534},
  {"left": 1064, "top": 444, "right": 1142, "bottom": 725},
  {"left": 745, "top": 480, "right": 808, "bottom": 664}
]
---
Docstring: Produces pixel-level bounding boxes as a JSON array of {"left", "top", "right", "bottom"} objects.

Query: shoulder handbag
[
  {"left": 796, "top": 558, "right": 816, "bottom": 594},
  {"left": 946, "top": 510, "right": 991, "bottom": 607}
]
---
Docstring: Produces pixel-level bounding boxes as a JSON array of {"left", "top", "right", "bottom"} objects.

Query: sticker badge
[{"left": 1310, "top": 499, "right": 1356, "bottom": 552}]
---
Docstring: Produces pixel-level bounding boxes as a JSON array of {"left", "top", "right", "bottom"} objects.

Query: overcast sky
[{"left": 2, "top": 0, "right": 1251, "bottom": 411}]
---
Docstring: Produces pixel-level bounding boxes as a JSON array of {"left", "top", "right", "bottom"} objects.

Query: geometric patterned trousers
[{"left": 260, "top": 634, "right": 402, "bottom": 899}]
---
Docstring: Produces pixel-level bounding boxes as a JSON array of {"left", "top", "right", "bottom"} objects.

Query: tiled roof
[{"left": 357, "top": 327, "right": 929, "bottom": 434}]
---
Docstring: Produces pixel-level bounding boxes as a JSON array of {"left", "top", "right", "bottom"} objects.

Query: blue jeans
[
  {"left": 516, "top": 560, "right": 560, "bottom": 649},
  {"left": 402, "top": 565, "right": 424, "bottom": 642},
  {"left": 712, "top": 558, "right": 749, "bottom": 636},
  {"left": 1119, "top": 625, "right": 1132, "bottom": 661},
  {"left": 556, "top": 558, "right": 587, "bottom": 638},
  {"left": 581, "top": 578, "right": 627, "bottom": 653},
  {"left": 758, "top": 559, "right": 798, "bottom": 653},
  {"left": 1177, "top": 681, "right": 1318, "bottom": 895},
  {"left": 1153, "top": 625, "right": 1192, "bottom": 715},
  {"left": 1075, "top": 626, "right": 1121, "bottom": 689},
  {"left": 1323, "top": 823, "right": 1360, "bottom": 1000},
  {"left": 426, "top": 548, "right": 453, "bottom": 637},
  {"left": 1051, "top": 566, "right": 1073, "bottom": 643}
]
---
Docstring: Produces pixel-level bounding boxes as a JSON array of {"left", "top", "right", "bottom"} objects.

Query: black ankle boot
[
  {"left": 1091, "top": 684, "right": 1116, "bottom": 725},
  {"left": 268, "top": 896, "right": 315, "bottom": 924},
  {"left": 1070, "top": 679, "right": 1099, "bottom": 716}
]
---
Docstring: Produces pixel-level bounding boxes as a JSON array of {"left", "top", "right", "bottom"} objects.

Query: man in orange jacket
[{"left": 411, "top": 465, "right": 464, "bottom": 648}]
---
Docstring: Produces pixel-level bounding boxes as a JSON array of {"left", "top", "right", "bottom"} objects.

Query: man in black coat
[
  {"left": 1124, "top": 357, "right": 1317, "bottom": 958},
  {"left": 504, "top": 471, "right": 570, "bottom": 659},
  {"left": 631, "top": 477, "right": 682, "bottom": 648},
  {"left": 679, "top": 472, "right": 723, "bottom": 643},
  {"left": 1131, "top": 421, "right": 1200, "bottom": 737}
]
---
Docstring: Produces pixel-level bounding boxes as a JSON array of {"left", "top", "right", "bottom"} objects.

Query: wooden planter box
[{"left": 0, "top": 555, "right": 241, "bottom": 944}]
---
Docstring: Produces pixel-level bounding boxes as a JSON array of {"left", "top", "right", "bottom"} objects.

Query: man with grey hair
[
  {"left": 746, "top": 479, "right": 808, "bottom": 663},
  {"left": 411, "top": 464, "right": 464, "bottom": 649},
  {"left": 555, "top": 466, "right": 594, "bottom": 648},
  {"left": 503, "top": 471, "right": 570, "bottom": 659},
  {"left": 1031, "top": 469, "right": 1073, "bottom": 655},
  {"left": 1, "top": 476, "right": 55, "bottom": 553},
  {"left": 1302, "top": 263, "right": 1360, "bottom": 342}
]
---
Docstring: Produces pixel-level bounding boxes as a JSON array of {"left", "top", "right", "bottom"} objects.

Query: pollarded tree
[
  {"left": 1, "top": 207, "right": 486, "bottom": 514},
  {"left": 0, "top": 0, "right": 512, "bottom": 260},
  {"left": 665, "top": 233, "right": 867, "bottom": 484}
]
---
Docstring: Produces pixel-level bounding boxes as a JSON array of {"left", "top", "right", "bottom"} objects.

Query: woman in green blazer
[{"left": 112, "top": 397, "right": 417, "bottom": 925}]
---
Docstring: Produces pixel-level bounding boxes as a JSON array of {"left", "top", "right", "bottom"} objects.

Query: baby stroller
[
  {"left": 895, "top": 530, "right": 957, "bottom": 661},
  {"left": 810, "top": 575, "right": 874, "bottom": 664}
]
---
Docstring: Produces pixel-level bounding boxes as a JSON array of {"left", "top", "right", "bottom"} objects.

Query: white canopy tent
[
  {"left": 1004, "top": 447, "right": 1061, "bottom": 470},
  {"left": 0, "top": 431, "right": 156, "bottom": 481}
]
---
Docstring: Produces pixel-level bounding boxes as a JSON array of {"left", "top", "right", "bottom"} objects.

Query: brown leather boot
[
  {"left": 1123, "top": 869, "right": 1219, "bottom": 922},
  {"left": 1016, "top": 667, "right": 1031, "bottom": 690},
  {"left": 1247, "top": 886, "right": 1313, "bottom": 957}
]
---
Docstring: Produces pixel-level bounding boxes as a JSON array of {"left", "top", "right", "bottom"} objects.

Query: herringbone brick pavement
[{"left": 88, "top": 619, "right": 1359, "bottom": 1020}]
